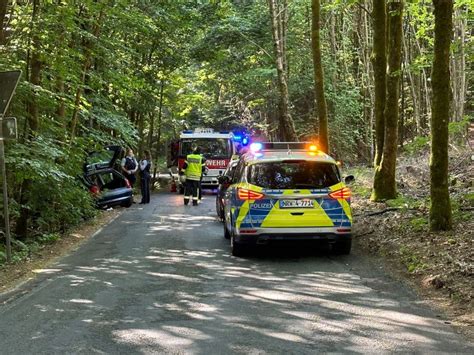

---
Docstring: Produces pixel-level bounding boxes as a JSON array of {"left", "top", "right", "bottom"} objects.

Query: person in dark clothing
[
  {"left": 139, "top": 150, "right": 152, "bottom": 204},
  {"left": 121, "top": 148, "right": 138, "bottom": 187}
]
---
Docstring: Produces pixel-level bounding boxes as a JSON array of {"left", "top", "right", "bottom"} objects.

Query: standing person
[
  {"left": 121, "top": 148, "right": 138, "bottom": 188},
  {"left": 139, "top": 150, "right": 152, "bottom": 204},
  {"left": 181, "top": 147, "right": 206, "bottom": 206}
]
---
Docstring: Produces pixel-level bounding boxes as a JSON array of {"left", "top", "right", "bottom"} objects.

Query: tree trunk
[
  {"left": 372, "top": 1, "right": 403, "bottom": 201},
  {"left": 268, "top": 0, "right": 297, "bottom": 141},
  {"left": 311, "top": 0, "right": 329, "bottom": 153},
  {"left": 451, "top": 6, "right": 466, "bottom": 123},
  {"left": 149, "top": 80, "right": 164, "bottom": 150},
  {"left": 153, "top": 83, "right": 165, "bottom": 180},
  {"left": 137, "top": 112, "right": 145, "bottom": 158},
  {"left": 56, "top": 77, "right": 66, "bottom": 122},
  {"left": 16, "top": 0, "right": 41, "bottom": 239},
  {"left": 0, "top": 0, "right": 8, "bottom": 44},
  {"left": 361, "top": 1, "right": 374, "bottom": 162},
  {"left": 70, "top": 7, "right": 105, "bottom": 143},
  {"left": 371, "top": 0, "right": 387, "bottom": 167},
  {"left": 403, "top": 25, "right": 420, "bottom": 135},
  {"left": 430, "top": 0, "right": 453, "bottom": 231}
]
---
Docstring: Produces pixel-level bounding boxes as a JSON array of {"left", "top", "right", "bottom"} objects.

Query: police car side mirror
[
  {"left": 344, "top": 175, "right": 355, "bottom": 184},
  {"left": 218, "top": 175, "right": 231, "bottom": 185}
]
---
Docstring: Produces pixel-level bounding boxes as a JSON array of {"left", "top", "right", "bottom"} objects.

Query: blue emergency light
[
  {"left": 232, "top": 130, "right": 250, "bottom": 146},
  {"left": 250, "top": 142, "right": 263, "bottom": 152}
]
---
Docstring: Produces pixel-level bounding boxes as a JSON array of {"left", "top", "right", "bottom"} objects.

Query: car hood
[{"left": 84, "top": 145, "right": 123, "bottom": 173}]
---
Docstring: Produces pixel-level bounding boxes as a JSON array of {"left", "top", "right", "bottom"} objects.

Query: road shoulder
[{"left": 0, "top": 208, "right": 124, "bottom": 297}]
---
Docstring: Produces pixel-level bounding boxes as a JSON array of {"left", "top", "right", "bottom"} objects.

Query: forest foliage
[{"left": 0, "top": 0, "right": 472, "bottom": 261}]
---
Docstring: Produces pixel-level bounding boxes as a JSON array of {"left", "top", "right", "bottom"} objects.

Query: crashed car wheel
[{"left": 121, "top": 197, "right": 133, "bottom": 208}]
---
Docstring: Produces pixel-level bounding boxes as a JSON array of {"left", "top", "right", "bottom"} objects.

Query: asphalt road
[{"left": 0, "top": 192, "right": 472, "bottom": 354}]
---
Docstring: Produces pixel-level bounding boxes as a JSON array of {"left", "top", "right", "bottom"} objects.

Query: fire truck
[{"left": 167, "top": 128, "right": 249, "bottom": 193}]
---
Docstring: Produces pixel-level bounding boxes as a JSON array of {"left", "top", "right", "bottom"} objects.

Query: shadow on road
[{"left": 1, "top": 192, "right": 472, "bottom": 354}]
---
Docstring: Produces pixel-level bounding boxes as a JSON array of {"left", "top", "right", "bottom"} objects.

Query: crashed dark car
[{"left": 81, "top": 146, "right": 133, "bottom": 209}]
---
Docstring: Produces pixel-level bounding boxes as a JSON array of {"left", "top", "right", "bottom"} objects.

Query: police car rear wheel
[
  {"left": 332, "top": 239, "right": 352, "bottom": 255},
  {"left": 231, "top": 233, "right": 247, "bottom": 257},
  {"left": 224, "top": 222, "right": 230, "bottom": 239}
]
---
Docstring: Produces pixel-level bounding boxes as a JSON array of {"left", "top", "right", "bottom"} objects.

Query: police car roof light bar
[
  {"left": 255, "top": 142, "right": 315, "bottom": 151},
  {"left": 250, "top": 142, "right": 263, "bottom": 153}
]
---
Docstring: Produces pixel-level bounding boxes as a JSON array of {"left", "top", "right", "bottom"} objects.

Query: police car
[{"left": 221, "top": 142, "right": 354, "bottom": 256}]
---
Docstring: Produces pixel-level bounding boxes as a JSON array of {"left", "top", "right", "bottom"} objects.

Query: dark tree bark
[
  {"left": 268, "top": 0, "right": 297, "bottom": 141},
  {"left": 148, "top": 80, "right": 164, "bottom": 150},
  {"left": 430, "top": 0, "right": 453, "bottom": 231},
  {"left": 153, "top": 81, "right": 165, "bottom": 182},
  {"left": 0, "top": 0, "right": 8, "bottom": 44},
  {"left": 372, "top": 0, "right": 387, "bottom": 167},
  {"left": 70, "top": 6, "right": 105, "bottom": 143},
  {"left": 372, "top": 1, "right": 403, "bottom": 201},
  {"left": 16, "top": 0, "right": 41, "bottom": 239},
  {"left": 311, "top": 0, "right": 329, "bottom": 153}
]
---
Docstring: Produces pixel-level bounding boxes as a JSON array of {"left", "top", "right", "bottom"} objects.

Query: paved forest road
[{"left": 0, "top": 192, "right": 472, "bottom": 354}]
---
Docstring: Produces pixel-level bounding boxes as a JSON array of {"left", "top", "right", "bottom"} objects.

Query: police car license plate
[{"left": 280, "top": 199, "right": 314, "bottom": 208}]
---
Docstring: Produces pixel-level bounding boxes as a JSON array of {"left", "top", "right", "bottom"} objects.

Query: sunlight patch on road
[
  {"left": 267, "top": 331, "right": 308, "bottom": 342},
  {"left": 32, "top": 268, "right": 62, "bottom": 274},
  {"left": 146, "top": 272, "right": 198, "bottom": 283},
  {"left": 68, "top": 299, "right": 94, "bottom": 304}
]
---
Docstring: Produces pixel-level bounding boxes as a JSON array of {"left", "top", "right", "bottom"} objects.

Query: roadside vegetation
[{"left": 349, "top": 142, "right": 473, "bottom": 325}]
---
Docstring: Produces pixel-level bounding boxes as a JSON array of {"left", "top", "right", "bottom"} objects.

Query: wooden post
[{"left": 0, "top": 115, "right": 11, "bottom": 262}]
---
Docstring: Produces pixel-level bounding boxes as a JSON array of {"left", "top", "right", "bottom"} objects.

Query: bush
[
  {"left": 403, "top": 136, "right": 430, "bottom": 156},
  {"left": 26, "top": 178, "right": 97, "bottom": 235}
]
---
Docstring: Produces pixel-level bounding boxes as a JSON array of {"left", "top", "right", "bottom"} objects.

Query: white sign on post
[{"left": 0, "top": 117, "right": 17, "bottom": 140}]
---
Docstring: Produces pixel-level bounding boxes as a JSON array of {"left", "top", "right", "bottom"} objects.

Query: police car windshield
[
  {"left": 247, "top": 161, "right": 340, "bottom": 189},
  {"left": 181, "top": 138, "right": 231, "bottom": 158}
]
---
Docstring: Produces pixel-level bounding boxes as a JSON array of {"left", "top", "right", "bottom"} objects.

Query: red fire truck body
[{"left": 168, "top": 128, "right": 240, "bottom": 192}]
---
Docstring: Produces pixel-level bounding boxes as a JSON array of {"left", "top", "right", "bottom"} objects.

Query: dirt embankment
[{"left": 350, "top": 149, "right": 473, "bottom": 337}]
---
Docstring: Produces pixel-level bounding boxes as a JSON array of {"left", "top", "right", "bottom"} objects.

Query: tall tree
[
  {"left": 0, "top": 0, "right": 8, "bottom": 44},
  {"left": 372, "top": 0, "right": 387, "bottom": 167},
  {"left": 268, "top": 0, "right": 297, "bottom": 141},
  {"left": 70, "top": 4, "right": 106, "bottom": 144},
  {"left": 15, "top": 0, "right": 42, "bottom": 239},
  {"left": 372, "top": 0, "right": 403, "bottom": 201},
  {"left": 311, "top": 0, "right": 329, "bottom": 153},
  {"left": 430, "top": 0, "right": 453, "bottom": 231}
]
